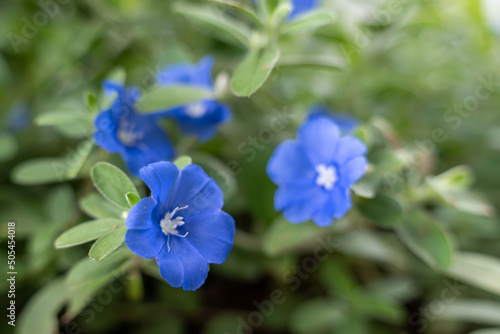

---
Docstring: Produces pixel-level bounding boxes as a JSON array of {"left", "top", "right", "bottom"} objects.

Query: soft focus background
[{"left": 1, "top": 0, "right": 500, "bottom": 334}]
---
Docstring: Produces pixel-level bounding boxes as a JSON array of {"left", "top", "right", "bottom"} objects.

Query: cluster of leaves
[{"left": 1, "top": 1, "right": 500, "bottom": 334}]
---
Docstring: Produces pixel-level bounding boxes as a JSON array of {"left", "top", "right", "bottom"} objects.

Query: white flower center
[
  {"left": 117, "top": 120, "right": 143, "bottom": 146},
  {"left": 315, "top": 164, "right": 338, "bottom": 190},
  {"left": 185, "top": 102, "right": 206, "bottom": 118},
  {"left": 160, "top": 205, "right": 189, "bottom": 251}
]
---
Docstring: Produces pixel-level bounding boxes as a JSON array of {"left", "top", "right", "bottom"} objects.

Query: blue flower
[
  {"left": 267, "top": 115, "right": 367, "bottom": 227},
  {"left": 125, "top": 161, "right": 235, "bottom": 291},
  {"left": 250, "top": 0, "right": 318, "bottom": 19},
  {"left": 94, "top": 82, "right": 175, "bottom": 176},
  {"left": 289, "top": 0, "right": 318, "bottom": 19},
  {"left": 155, "top": 56, "right": 231, "bottom": 141},
  {"left": 308, "top": 105, "right": 359, "bottom": 133}
]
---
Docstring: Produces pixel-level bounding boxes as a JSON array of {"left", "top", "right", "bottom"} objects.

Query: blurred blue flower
[
  {"left": 156, "top": 56, "right": 231, "bottom": 141},
  {"left": 308, "top": 106, "right": 359, "bottom": 133},
  {"left": 94, "top": 82, "right": 175, "bottom": 177},
  {"left": 6, "top": 102, "right": 31, "bottom": 133},
  {"left": 250, "top": 0, "right": 318, "bottom": 19},
  {"left": 125, "top": 161, "right": 235, "bottom": 291},
  {"left": 267, "top": 115, "right": 367, "bottom": 226}
]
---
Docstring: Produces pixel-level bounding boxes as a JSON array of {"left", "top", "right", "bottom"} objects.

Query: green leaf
[
  {"left": 89, "top": 226, "right": 127, "bottom": 261},
  {"left": 446, "top": 252, "right": 500, "bottom": 296},
  {"left": 65, "top": 275, "right": 114, "bottom": 320},
  {"left": 358, "top": 194, "right": 403, "bottom": 228},
  {"left": 46, "top": 185, "right": 76, "bottom": 226},
  {"left": 11, "top": 140, "right": 93, "bottom": 185},
  {"left": 79, "top": 193, "right": 127, "bottom": 219},
  {"left": 468, "top": 329, "right": 500, "bottom": 334},
  {"left": 230, "top": 47, "right": 281, "bottom": 97},
  {"left": 173, "top": 155, "right": 193, "bottom": 170},
  {"left": 396, "top": 210, "right": 454, "bottom": 270},
  {"left": 209, "top": 0, "right": 263, "bottom": 27},
  {"left": 136, "top": 85, "right": 213, "bottom": 113},
  {"left": 437, "top": 300, "right": 500, "bottom": 326},
  {"left": 16, "top": 278, "right": 70, "bottom": 334},
  {"left": 0, "top": 132, "right": 18, "bottom": 162},
  {"left": 290, "top": 299, "right": 345, "bottom": 334},
  {"left": 427, "top": 165, "right": 475, "bottom": 190},
  {"left": 125, "top": 192, "right": 141, "bottom": 208},
  {"left": 283, "top": 11, "right": 334, "bottom": 34},
  {"left": 67, "top": 250, "right": 131, "bottom": 287},
  {"left": 91, "top": 162, "right": 139, "bottom": 209},
  {"left": 354, "top": 295, "right": 406, "bottom": 325},
  {"left": 277, "top": 54, "right": 346, "bottom": 71},
  {"left": 174, "top": 4, "right": 251, "bottom": 48},
  {"left": 35, "top": 109, "right": 91, "bottom": 127},
  {"left": 12, "top": 158, "right": 73, "bottom": 185},
  {"left": 262, "top": 216, "right": 326, "bottom": 256},
  {"left": 55, "top": 219, "right": 125, "bottom": 249}
]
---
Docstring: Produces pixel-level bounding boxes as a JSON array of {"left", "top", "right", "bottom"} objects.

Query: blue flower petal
[
  {"left": 183, "top": 211, "right": 235, "bottom": 264},
  {"left": 267, "top": 140, "right": 316, "bottom": 186},
  {"left": 289, "top": 0, "right": 318, "bottom": 19},
  {"left": 333, "top": 135, "right": 367, "bottom": 165},
  {"left": 139, "top": 162, "right": 179, "bottom": 205},
  {"left": 331, "top": 186, "right": 352, "bottom": 219},
  {"left": 125, "top": 197, "right": 157, "bottom": 230},
  {"left": 168, "top": 164, "right": 223, "bottom": 214},
  {"left": 94, "top": 111, "right": 122, "bottom": 153},
  {"left": 156, "top": 56, "right": 214, "bottom": 89},
  {"left": 297, "top": 116, "right": 340, "bottom": 165},
  {"left": 156, "top": 243, "right": 184, "bottom": 288},
  {"left": 125, "top": 225, "right": 165, "bottom": 259},
  {"left": 156, "top": 238, "right": 209, "bottom": 291},
  {"left": 282, "top": 187, "right": 329, "bottom": 223},
  {"left": 340, "top": 156, "right": 368, "bottom": 186}
]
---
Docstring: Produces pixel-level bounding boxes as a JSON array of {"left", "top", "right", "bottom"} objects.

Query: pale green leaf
[
  {"left": 230, "top": 47, "right": 280, "bottom": 97},
  {"left": 88, "top": 226, "right": 127, "bottom": 262},
  {"left": 91, "top": 162, "right": 139, "bottom": 209},
  {"left": 174, "top": 4, "right": 251, "bottom": 48},
  {"left": 396, "top": 210, "right": 454, "bottom": 269},
  {"left": 446, "top": 252, "right": 500, "bottom": 296},
  {"left": 277, "top": 54, "right": 346, "bottom": 71},
  {"left": 438, "top": 300, "right": 500, "bottom": 326},
  {"left": 0, "top": 132, "right": 18, "bottom": 162},
  {"left": 79, "top": 193, "right": 127, "bottom": 219},
  {"left": 55, "top": 219, "right": 125, "bottom": 249},
  {"left": 283, "top": 11, "right": 334, "bottom": 34},
  {"left": 209, "top": 0, "right": 263, "bottom": 26},
  {"left": 136, "top": 86, "right": 213, "bottom": 113},
  {"left": 173, "top": 155, "right": 193, "bottom": 170},
  {"left": 12, "top": 158, "right": 73, "bottom": 185},
  {"left": 358, "top": 194, "right": 403, "bottom": 228}
]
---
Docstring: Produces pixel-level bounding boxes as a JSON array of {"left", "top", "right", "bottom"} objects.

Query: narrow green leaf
[
  {"left": 173, "top": 155, "right": 192, "bottom": 170},
  {"left": 230, "top": 47, "right": 281, "bottom": 97},
  {"left": 136, "top": 86, "right": 213, "bottom": 114},
  {"left": 262, "top": 216, "right": 325, "bottom": 256},
  {"left": 79, "top": 193, "right": 127, "bottom": 219},
  {"left": 358, "top": 194, "right": 403, "bottom": 228},
  {"left": 12, "top": 158, "right": 72, "bottom": 185},
  {"left": 16, "top": 278, "right": 70, "bottom": 334},
  {"left": 209, "top": 0, "right": 263, "bottom": 26},
  {"left": 468, "top": 329, "right": 500, "bottom": 334},
  {"left": 65, "top": 275, "right": 114, "bottom": 320},
  {"left": 290, "top": 299, "right": 345, "bottom": 334},
  {"left": 91, "top": 162, "right": 139, "bottom": 209},
  {"left": 437, "top": 300, "right": 500, "bottom": 326},
  {"left": 283, "top": 11, "right": 334, "bottom": 34},
  {"left": 0, "top": 132, "right": 18, "bottom": 162},
  {"left": 174, "top": 4, "right": 251, "bottom": 48},
  {"left": 125, "top": 192, "right": 141, "bottom": 208},
  {"left": 446, "top": 252, "right": 500, "bottom": 296},
  {"left": 46, "top": 185, "right": 76, "bottom": 226},
  {"left": 67, "top": 250, "right": 131, "bottom": 287},
  {"left": 89, "top": 226, "right": 127, "bottom": 262},
  {"left": 35, "top": 109, "right": 91, "bottom": 127},
  {"left": 396, "top": 211, "right": 454, "bottom": 270},
  {"left": 55, "top": 219, "right": 125, "bottom": 249},
  {"left": 277, "top": 55, "right": 346, "bottom": 71}
]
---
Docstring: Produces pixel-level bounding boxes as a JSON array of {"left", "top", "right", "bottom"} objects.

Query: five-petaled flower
[
  {"left": 94, "top": 82, "right": 175, "bottom": 176},
  {"left": 125, "top": 161, "right": 235, "bottom": 291},
  {"left": 308, "top": 105, "right": 358, "bottom": 134},
  {"left": 267, "top": 115, "right": 367, "bottom": 226},
  {"left": 155, "top": 56, "right": 231, "bottom": 141}
]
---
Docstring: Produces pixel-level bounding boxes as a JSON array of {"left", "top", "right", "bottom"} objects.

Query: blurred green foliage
[{"left": 1, "top": 0, "right": 500, "bottom": 334}]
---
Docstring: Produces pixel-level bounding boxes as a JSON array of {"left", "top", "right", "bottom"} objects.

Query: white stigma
[
  {"left": 185, "top": 102, "right": 206, "bottom": 118},
  {"left": 315, "top": 164, "right": 338, "bottom": 190},
  {"left": 160, "top": 205, "right": 189, "bottom": 251}
]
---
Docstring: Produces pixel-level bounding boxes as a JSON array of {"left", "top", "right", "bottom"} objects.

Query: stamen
[
  {"left": 160, "top": 205, "right": 189, "bottom": 252},
  {"left": 117, "top": 119, "right": 143, "bottom": 146},
  {"left": 315, "top": 164, "right": 338, "bottom": 190}
]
